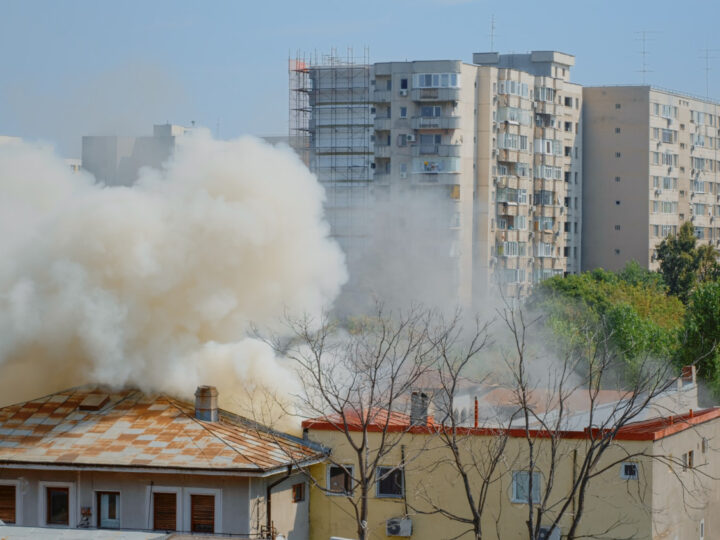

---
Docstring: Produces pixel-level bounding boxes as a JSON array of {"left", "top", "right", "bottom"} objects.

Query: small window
[
  {"left": 615, "top": 127, "right": 621, "bottom": 133},
  {"left": 377, "top": 466, "right": 404, "bottom": 498},
  {"left": 615, "top": 176, "right": 621, "bottom": 182},
  {"left": 386, "top": 79, "right": 392, "bottom": 91},
  {"left": 511, "top": 471, "right": 541, "bottom": 504},
  {"left": 615, "top": 249, "right": 621, "bottom": 255},
  {"left": 97, "top": 492, "right": 120, "bottom": 529},
  {"left": 0, "top": 484, "right": 16, "bottom": 524},
  {"left": 190, "top": 494, "right": 215, "bottom": 533},
  {"left": 400, "top": 107, "right": 407, "bottom": 118},
  {"left": 615, "top": 103, "right": 621, "bottom": 109},
  {"left": 400, "top": 78, "right": 408, "bottom": 90},
  {"left": 615, "top": 225, "right": 621, "bottom": 230},
  {"left": 702, "top": 437, "right": 709, "bottom": 453},
  {"left": 47, "top": 487, "right": 70, "bottom": 525},
  {"left": 616, "top": 200, "right": 621, "bottom": 205},
  {"left": 615, "top": 152, "right": 622, "bottom": 158},
  {"left": 292, "top": 483, "right": 305, "bottom": 503},
  {"left": 328, "top": 465, "right": 353, "bottom": 494},
  {"left": 700, "top": 518, "right": 705, "bottom": 540},
  {"left": 621, "top": 462, "right": 638, "bottom": 479}
]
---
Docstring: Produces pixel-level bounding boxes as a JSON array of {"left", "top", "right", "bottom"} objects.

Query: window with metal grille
[
  {"left": 153, "top": 492, "right": 177, "bottom": 531},
  {"left": 377, "top": 466, "right": 404, "bottom": 497},
  {"left": 0, "top": 485, "right": 16, "bottom": 524},
  {"left": 191, "top": 494, "right": 215, "bottom": 533}
]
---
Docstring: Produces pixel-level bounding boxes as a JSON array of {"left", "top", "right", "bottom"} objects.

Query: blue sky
[{"left": 2, "top": 0, "right": 720, "bottom": 156}]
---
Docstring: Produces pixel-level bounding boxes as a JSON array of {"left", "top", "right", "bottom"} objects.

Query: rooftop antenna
[
  {"left": 700, "top": 46, "right": 719, "bottom": 99},
  {"left": 489, "top": 14, "right": 496, "bottom": 51},
  {"left": 635, "top": 30, "right": 658, "bottom": 84}
]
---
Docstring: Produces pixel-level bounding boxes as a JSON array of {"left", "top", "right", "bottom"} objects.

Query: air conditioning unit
[
  {"left": 655, "top": 189, "right": 662, "bottom": 196},
  {"left": 399, "top": 89, "right": 408, "bottom": 97},
  {"left": 400, "top": 172, "right": 408, "bottom": 179},
  {"left": 406, "top": 134, "right": 416, "bottom": 142},
  {"left": 386, "top": 517, "right": 412, "bottom": 537}
]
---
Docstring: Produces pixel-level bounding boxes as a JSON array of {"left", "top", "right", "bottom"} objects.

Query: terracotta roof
[
  {"left": 0, "top": 386, "right": 323, "bottom": 472},
  {"left": 304, "top": 406, "right": 720, "bottom": 442},
  {"left": 302, "top": 408, "right": 439, "bottom": 433}
]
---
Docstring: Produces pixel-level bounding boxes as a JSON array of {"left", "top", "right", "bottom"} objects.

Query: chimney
[
  {"left": 194, "top": 386, "right": 219, "bottom": 422},
  {"left": 681, "top": 365, "right": 696, "bottom": 386},
  {"left": 410, "top": 391, "right": 429, "bottom": 426}
]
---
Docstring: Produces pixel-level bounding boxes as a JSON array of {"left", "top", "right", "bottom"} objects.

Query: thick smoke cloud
[{"left": 0, "top": 133, "right": 346, "bottom": 409}]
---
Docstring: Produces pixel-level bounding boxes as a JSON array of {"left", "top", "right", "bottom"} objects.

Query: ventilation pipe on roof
[
  {"left": 410, "top": 391, "right": 429, "bottom": 426},
  {"left": 195, "top": 386, "right": 218, "bottom": 421}
]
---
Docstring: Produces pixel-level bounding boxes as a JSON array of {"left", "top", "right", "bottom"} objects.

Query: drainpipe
[{"left": 266, "top": 465, "right": 293, "bottom": 538}]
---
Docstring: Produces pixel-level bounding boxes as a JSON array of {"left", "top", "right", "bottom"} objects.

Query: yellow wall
[{"left": 306, "top": 423, "right": 719, "bottom": 540}]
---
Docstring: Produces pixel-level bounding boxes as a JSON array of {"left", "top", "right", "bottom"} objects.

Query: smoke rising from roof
[{"left": 0, "top": 133, "right": 346, "bottom": 408}]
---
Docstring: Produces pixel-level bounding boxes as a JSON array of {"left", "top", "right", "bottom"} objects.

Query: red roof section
[
  {"left": 303, "top": 407, "right": 720, "bottom": 441},
  {"left": 0, "top": 386, "right": 322, "bottom": 472}
]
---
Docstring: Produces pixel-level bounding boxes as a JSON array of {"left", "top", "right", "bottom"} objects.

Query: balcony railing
[
  {"left": 375, "top": 145, "right": 392, "bottom": 158},
  {"left": 411, "top": 144, "right": 461, "bottom": 157},
  {"left": 410, "top": 88, "right": 461, "bottom": 102},
  {"left": 373, "top": 90, "right": 392, "bottom": 102},
  {"left": 411, "top": 116, "right": 461, "bottom": 130},
  {"left": 374, "top": 117, "right": 392, "bottom": 130}
]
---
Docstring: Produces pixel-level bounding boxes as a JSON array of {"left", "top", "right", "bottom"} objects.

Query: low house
[
  {"left": 0, "top": 385, "right": 323, "bottom": 539},
  {"left": 303, "top": 395, "right": 720, "bottom": 540}
]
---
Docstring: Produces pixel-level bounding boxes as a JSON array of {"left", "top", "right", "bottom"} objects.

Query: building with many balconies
[{"left": 291, "top": 51, "right": 583, "bottom": 307}]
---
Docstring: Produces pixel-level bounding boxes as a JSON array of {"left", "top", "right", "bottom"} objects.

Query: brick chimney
[
  {"left": 194, "top": 386, "right": 219, "bottom": 422},
  {"left": 410, "top": 391, "right": 429, "bottom": 426}
]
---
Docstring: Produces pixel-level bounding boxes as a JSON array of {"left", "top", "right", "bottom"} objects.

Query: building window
[
  {"left": 377, "top": 466, "right": 404, "bottom": 498},
  {"left": 615, "top": 249, "right": 621, "bottom": 255},
  {"left": 292, "top": 483, "right": 305, "bottom": 503},
  {"left": 615, "top": 103, "right": 621, "bottom": 109},
  {"left": 615, "top": 127, "right": 621, "bottom": 133},
  {"left": 97, "top": 492, "right": 120, "bottom": 529},
  {"left": 615, "top": 176, "right": 621, "bottom": 182},
  {"left": 682, "top": 450, "right": 695, "bottom": 471},
  {"left": 620, "top": 462, "right": 638, "bottom": 479},
  {"left": 0, "top": 483, "right": 17, "bottom": 524},
  {"left": 47, "top": 487, "right": 70, "bottom": 526},
  {"left": 615, "top": 225, "right": 621, "bottom": 230},
  {"left": 190, "top": 494, "right": 215, "bottom": 533},
  {"left": 701, "top": 518, "right": 705, "bottom": 540},
  {"left": 153, "top": 492, "right": 177, "bottom": 531},
  {"left": 400, "top": 106, "right": 407, "bottom": 118},
  {"left": 386, "top": 79, "right": 392, "bottom": 91},
  {"left": 512, "top": 471, "right": 541, "bottom": 504},
  {"left": 616, "top": 200, "right": 621, "bottom": 205},
  {"left": 328, "top": 465, "right": 353, "bottom": 495},
  {"left": 400, "top": 78, "right": 408, "bottom": 90},
  {"left": 615, "top": 152, "right": 621, "bottom": 158}
]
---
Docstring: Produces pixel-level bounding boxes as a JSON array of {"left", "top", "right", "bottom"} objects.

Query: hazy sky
[{"left": 2, "top": 0, "right": 720, "bottom": 157}]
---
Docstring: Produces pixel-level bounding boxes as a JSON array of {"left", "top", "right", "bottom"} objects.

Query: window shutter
[
  {"left": 0, "top": 485, "right": 15, "bottom": 524},
  {"left": 153, "top": 492, "right": 176, "bottom": 531},
  {"left": 190, "top": 494, "right": 215, "bottom": 533}
]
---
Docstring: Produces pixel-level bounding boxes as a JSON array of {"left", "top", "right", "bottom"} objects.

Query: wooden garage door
[
  {"left": 0, "top": 485, "right": 15, "bottom": 524},
  {"left": 190, "top": 494, "right": 214, "bottom": 533},
  {"left": 152, "top": 492, "right": 176, "bottom": 531}
]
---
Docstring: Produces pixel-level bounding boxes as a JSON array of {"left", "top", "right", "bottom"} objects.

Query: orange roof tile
[{"left": 0, "top": 386, "right": 323, "bottom": 473}]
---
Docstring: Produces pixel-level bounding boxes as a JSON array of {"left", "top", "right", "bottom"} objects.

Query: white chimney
[{"left": 194, "top": 386, "right": 219, "bottom": 421}]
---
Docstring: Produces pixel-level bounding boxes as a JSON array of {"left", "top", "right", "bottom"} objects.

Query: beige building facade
[
  {"left": 583, "top": 86, "right": 720, "bottom": 271},
  {"left": 292, "top": 51, "right": 583, "bottom": 307}
]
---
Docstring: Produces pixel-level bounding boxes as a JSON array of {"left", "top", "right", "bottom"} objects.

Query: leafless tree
[{"left": 268, "top": 304, "right": 440, "bottom": 540}]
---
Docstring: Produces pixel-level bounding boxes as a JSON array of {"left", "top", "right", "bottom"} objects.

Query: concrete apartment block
[{"left": 583, "top": 86, "right": 720, "bottom": 271}]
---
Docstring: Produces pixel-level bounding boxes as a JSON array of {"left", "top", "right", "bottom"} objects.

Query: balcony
[
  {"left": 373, "top": 90, "right": 392, "bottom": 102},
  {"left": 411, "top": 88, "right": 461, "bottom": 102},
  {"left": 411, "top": 116, "right": 461, "bottom": 130},
  {"left": 374, "top": 117, "right": 392, "bottom": 131},
  {"left": 413, "top": 173, "right": 461, "bottom": 185},
  {"left": 375, "top": 145, "right": 392, "bottom": 158},
  {"left": 411, "top": 144, "right": 462, "bottom": 157},
  {"left": 535, "top": 101, "right": 557, "bottom": 115}
]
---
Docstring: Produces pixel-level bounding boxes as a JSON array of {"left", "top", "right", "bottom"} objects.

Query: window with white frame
[
  {"left": 511, "top": 471, "right": 541, "bottom": 503},
  {"left": 536, "top": 242, "right": 554, "bottom": 257},
  {"left": 376, "top": 466, "right": 404, "bottom": 498},
  {"left": 413, "top": 73, "right": 459, "bottom": 88},
  {"left": 328, "top": 465, "right": 354, "bottom": 495},
  {"left": 96, "top": 491, "right": 120, "bottom": 529}
]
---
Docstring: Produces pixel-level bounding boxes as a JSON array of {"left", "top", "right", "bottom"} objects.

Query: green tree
[
  {"left": 678, "top": 281, "right": 720, "bottom": 389},
  {"left": 656, "top": 222, "right": 698, "bottom": 303}
]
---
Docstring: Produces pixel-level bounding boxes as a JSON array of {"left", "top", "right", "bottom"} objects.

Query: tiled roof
[
  {"left": 613, "top": 408, "right": 720, "bottom": 441},
  {"left": 0, "top": 386, "right": 323, "bottom": 472},
  {"left": 302, "top": 408, "right": 439, "bottom": 433}
]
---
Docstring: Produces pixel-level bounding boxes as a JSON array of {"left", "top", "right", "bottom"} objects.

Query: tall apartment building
[
  {"left": 291, "top": 51, "right": 583, "bottom": 306},
  {"left": 583, "top": 86, "right": 720, "bottom": 271},
  {"left": 81, "top": 123, "right": 191, "bottom": 186}
]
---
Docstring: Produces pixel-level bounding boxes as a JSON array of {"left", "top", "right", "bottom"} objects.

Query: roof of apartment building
[
  {"left": 304, "top": 405, "right": 720, "bottom": 442},
  {"left": 0, "top": 385, "right": 324, "bottom": 474}
]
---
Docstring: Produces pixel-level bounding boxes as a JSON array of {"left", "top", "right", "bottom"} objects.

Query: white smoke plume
[{"left": 0, "top": 133, "right": 347, "bottom": 411}]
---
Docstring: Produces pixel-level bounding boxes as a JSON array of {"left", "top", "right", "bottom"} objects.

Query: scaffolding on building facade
[{"left": 289, "top": 49, "right": 373, "bottom": 256}]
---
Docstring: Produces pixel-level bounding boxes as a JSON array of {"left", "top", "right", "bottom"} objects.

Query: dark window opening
[
  {"left": 0, "top": 485, "right": 16, "bottom": 524},
  {"left": 328, "top": 465, "right": 353, "bottom": 494},
  {"left": 190, "top": 494, "right": 215, "bottom": 533},
  {"left": 47, "top": 487, "right": 69, "bottom": 525},
  {"left": 292, "top": 483, "right": 305, "bottom": 503},
  {"left": 377, "top": 467, "right": 404, "bottom": 497},
  {"left": 153, "top": 492, "right": 176, "bottom": 531}
]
